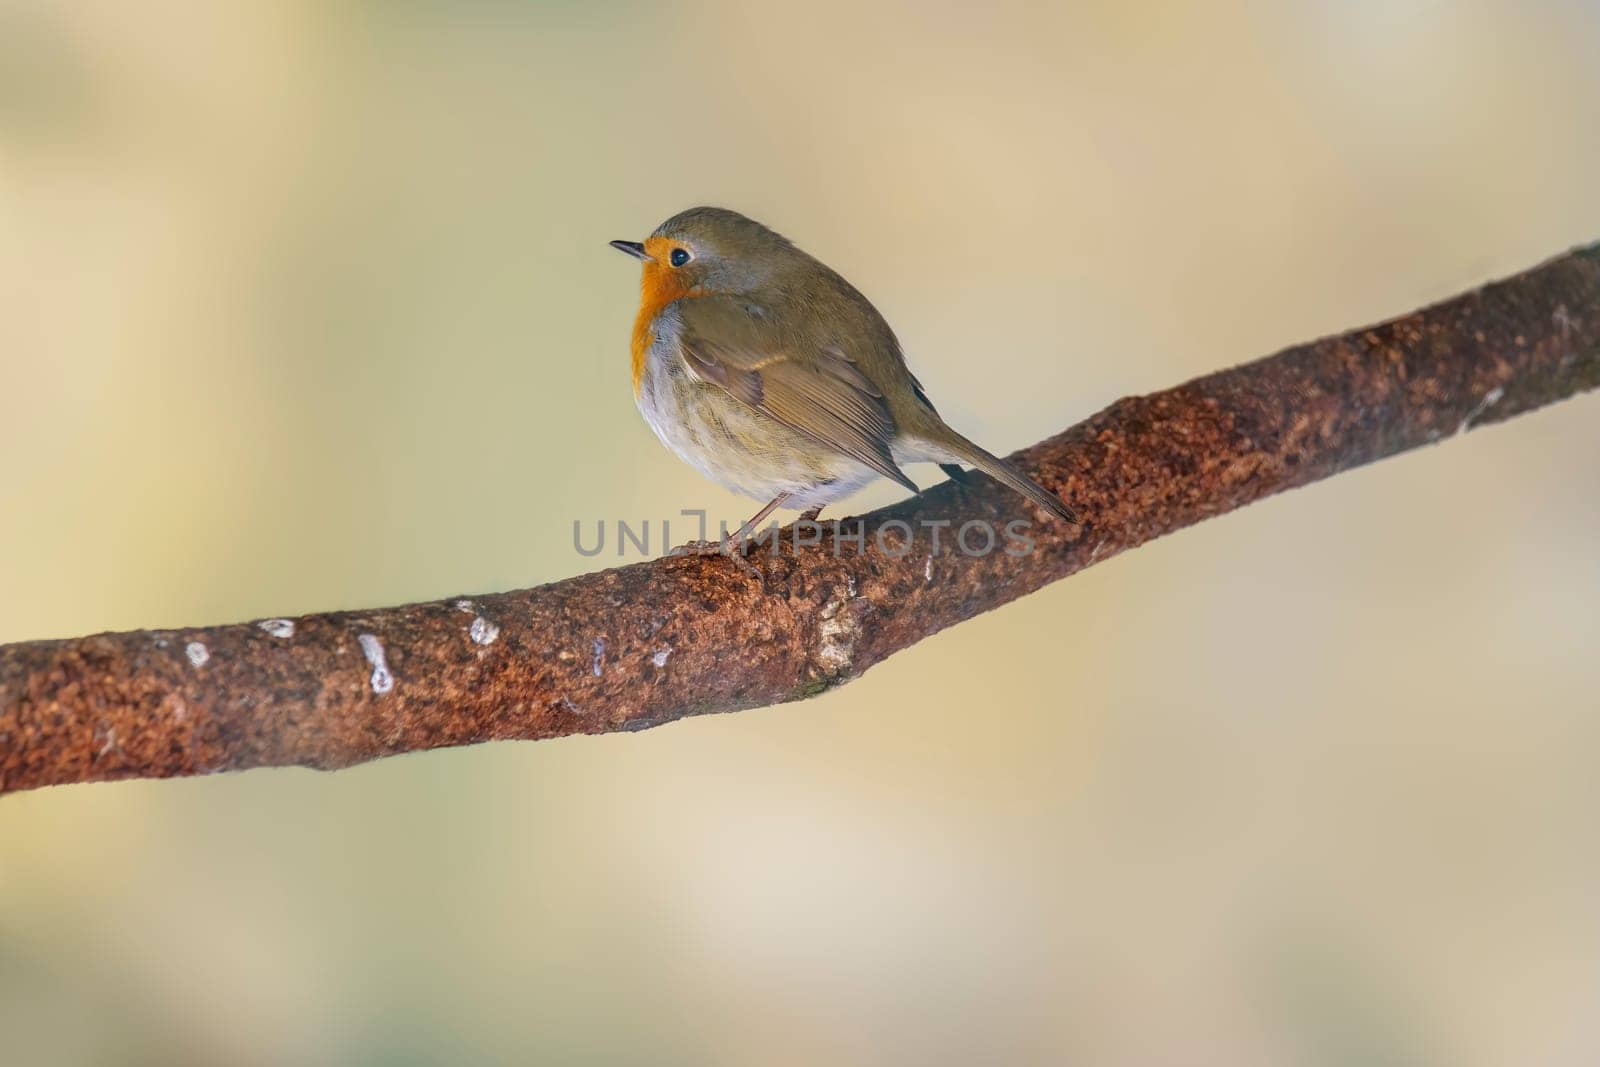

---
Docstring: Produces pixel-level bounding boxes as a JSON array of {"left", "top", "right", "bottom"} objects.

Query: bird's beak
[{"left": 609, "top": 239, "right": 654, "bottom": 262}]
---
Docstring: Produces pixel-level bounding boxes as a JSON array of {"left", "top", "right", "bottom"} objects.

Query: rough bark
[{"left": 3, "top": 244, "right": 1598, "bottom": 794}]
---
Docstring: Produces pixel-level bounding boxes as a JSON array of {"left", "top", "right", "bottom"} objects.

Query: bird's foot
[{"left": 668, "top": 537, "right": 765, "bottom": 581}]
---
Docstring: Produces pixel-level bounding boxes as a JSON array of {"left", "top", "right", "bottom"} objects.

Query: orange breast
[{"left": 630, "top": 237, "right": 704, "bottom": 395}]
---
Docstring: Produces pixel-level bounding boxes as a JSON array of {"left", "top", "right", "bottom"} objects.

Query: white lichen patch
[
  {"left": 185, "top": 641, "right": 209, "bottom": 668},
  {"left": 258, "top": 618, "right": 295, "bottom": 639},
  {"left": 1554, "top": 304, "right": 1578, "bottom": 336},
  {"left": 454, "top": 599, "right": 476, "bottom": 614},
  {"left": 591, "top": 637, "right": 606, "bottom": 677},
  {"left": 358, "top": 633, "right": 394, "bottom": 694},
  {"left": 1457, "top": 386, "right": 1505, "bottom": 435},
  {"left": 651, "top": 647, "right": 672, "bottom": 668},
  {"left": 469, "top": 616, "right": 500, "bottom": 646},
  {"left": 816, "top": 589, "right": 863, "bottom": 677}
]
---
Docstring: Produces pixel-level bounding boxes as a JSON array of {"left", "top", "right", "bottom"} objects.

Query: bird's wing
[{"left": 675, "top": 295, "right": 917, "bottom": 493}]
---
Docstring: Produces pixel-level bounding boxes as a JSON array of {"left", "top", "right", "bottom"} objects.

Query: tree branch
[{"left": 3, "top": 245, "right": 1598, "bottom": 794}]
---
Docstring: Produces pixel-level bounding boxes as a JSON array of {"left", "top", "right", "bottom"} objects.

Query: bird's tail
[{"left": 918, "top": 428, "right": 1079, "bottom": 523}]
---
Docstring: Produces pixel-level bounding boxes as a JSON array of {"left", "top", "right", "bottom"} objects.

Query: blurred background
[{"left": 2, "top": 2, "right": 1599, "bottom": 1063}]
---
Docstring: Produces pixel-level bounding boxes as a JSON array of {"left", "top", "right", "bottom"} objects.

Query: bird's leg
[
  {"left": 671, "top": 493, "right": 792, "bottom": 579},
  {"left": 722, "top": 492, "right": 792, "bottom": 554}
]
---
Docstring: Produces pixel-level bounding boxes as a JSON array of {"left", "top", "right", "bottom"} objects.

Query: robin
[{"left": 611, "top": 207, "right": 1077, "bottom": 556}]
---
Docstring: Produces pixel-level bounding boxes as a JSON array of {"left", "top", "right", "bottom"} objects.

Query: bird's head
[{"left": 610, "top": 206, "right": 797, "bottom": 301}]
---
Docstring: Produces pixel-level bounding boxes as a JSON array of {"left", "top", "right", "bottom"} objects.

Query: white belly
[{"left": 635, "top": 341, "right": 884, "bottom": 510}]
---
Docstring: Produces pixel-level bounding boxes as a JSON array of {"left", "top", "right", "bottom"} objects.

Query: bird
[{"left": 610, "top": 206, "right": 1077, "bottom": 556}]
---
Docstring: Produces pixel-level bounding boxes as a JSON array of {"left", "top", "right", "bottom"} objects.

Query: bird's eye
[{"left": 669, "top": 248, "right": 691, "bottom": 267}]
